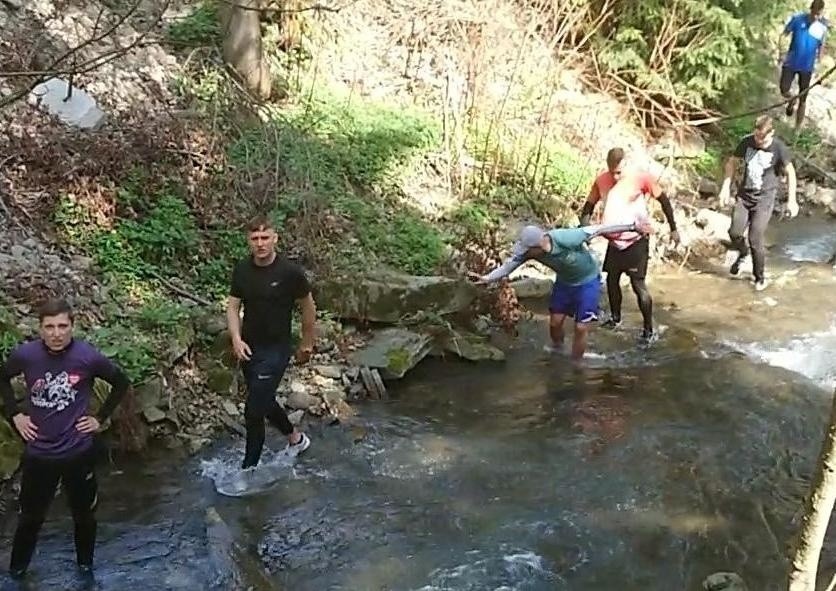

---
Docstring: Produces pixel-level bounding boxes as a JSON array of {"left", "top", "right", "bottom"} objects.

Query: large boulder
[
  {"left": 317, "top": 271, "right": 478, "bottom": 323},
  {"left": 349, "top": 328, "right": 433, "bottom": 379}
]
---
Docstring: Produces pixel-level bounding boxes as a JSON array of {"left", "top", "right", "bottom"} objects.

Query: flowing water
[{"left": 1, "top": 217, "right": 835, "bottom": 591}]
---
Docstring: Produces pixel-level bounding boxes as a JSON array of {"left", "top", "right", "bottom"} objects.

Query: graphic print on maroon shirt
[{"left": 5, "top": 339, "right": 119, "bottom": 458}]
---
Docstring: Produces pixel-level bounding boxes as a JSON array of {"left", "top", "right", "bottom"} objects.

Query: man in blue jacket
[
  {"left": 782, "top": 0, "right": 828, "bottom": 129},
  {"left": 470, "top": 219, "right": 651, "bottom": 361}
]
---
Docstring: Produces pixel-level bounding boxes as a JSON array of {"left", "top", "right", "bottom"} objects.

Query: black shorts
[
  {"left": 780, "top": 67, "right": 812, "bottom": 97},
  {"left": 603, "top": 237, "right": 650, "bottom": 279}
]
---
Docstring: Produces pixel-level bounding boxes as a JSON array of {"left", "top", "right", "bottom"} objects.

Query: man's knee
[
  {"left": 549, "top": 314, "right": 565, "bottom": 329},
  {"left": 244, "top": 403, "right": 266, "bottom": 426},
  {"left": 574, "top": 321, "right": 591, "bottom": 335}
]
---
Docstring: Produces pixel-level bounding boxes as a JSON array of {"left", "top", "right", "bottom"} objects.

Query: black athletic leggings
[
  {"left": 242, "top": 344, "right": 294, "bottom": 469},
  {"left": 10, "top": 449, "right": 98, "bottom": 573},
  {"left": 607, "top": 272, "right": 653, "bottom": 332},
  {"left": 728, "top": 192, "right": 774, "bottom": 283}
]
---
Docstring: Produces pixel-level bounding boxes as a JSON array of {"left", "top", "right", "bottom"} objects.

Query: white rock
[
  {"left": 28, "top": 78, "right": 106, "bottom": 129},
  {"left": 222, "top": 401, "right": 238, "bottom": 416},
  {"left": 289, "top": 381, "right": 308, "bottom": 395},
  {"left": 287, "top": 410, "right": 304, "bottom": 426}
]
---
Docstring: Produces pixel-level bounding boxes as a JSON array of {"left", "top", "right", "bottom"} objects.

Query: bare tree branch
[
  {"left": 214, "top": 0, "right": 345, "bottom": 13},
  {"left": 0, "top": 0, "right": 172, "bottom": 110}
]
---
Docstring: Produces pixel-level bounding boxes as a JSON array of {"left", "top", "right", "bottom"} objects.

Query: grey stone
[
  {"left": 287, "top": 410, "right": 304, "bottom": 426},
  {"left": 21, "top": 238, "right": 37, "bottom": 250},
  {"left": 321, "top": 388, "right": 346, "bottom": 406},
  {"left": 436, "top": 331, "right": 506, "bottom": 362},
  {"left": 350, "top": 328, "right": 434, "bottom": 379},
  {"left": 702, "top": 572, "right": 747, "bottom": 591},
  {"left": 286, "top": 390, "right": 319, "bottom": 410},
  {"left": 289, "top": 381, "right": 308, "bottom": 395},
  {"left": 142, "top": 406, "right": 167, "bottom": 424},
  {"left": 222, "top": 400, "right": 239, "bottom": 416},
  {"left": 313, "top": 365, "right": 343, "bottom": 380},
  {"left": 509, "top": 277, "right": 553, "bottom": 300},
  {"left": 698, "top": 177, "right": 719, "bottom": 196},
  {"left": 317, "top": 271, "right": 478, "bottom": 323},
  {"left": 135, "top": 376, "right": 165, "bottom": 410},
  {"left": 10, "top": 245, "right": 26, "bottom": 260},
  {"left": 694, "top": 208, "right": 732, "bottom": 242}
]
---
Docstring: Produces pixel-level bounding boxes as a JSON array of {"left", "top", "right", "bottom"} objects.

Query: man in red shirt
[{"left": 580, "top": 148, "right": 680, "bottom": 344}]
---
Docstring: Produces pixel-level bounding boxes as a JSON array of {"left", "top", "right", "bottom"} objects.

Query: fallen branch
[
  {"left": 146, "top": 269, "right": 214, "bottom": 307},
  {"left": 683, "top": 62, "right": 836, "bottom": 127}
]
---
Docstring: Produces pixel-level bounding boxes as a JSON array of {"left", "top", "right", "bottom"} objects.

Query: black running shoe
[
  {"left": 601, "top": 317, "right": 622, "bottom": 330},
  {"left": 730, "top": 253, "right": 748, "bottom": 276}
]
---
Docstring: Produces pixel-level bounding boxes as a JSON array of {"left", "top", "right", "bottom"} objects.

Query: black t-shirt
[
  {"left": 734, "top": 134, "right": 792, "bottom": 197},
  {"left": 229, "top": 256, "right": 312, "bottom": 347}
]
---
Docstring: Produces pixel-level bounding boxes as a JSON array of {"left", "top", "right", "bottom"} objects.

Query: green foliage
[
  {"left": 0, "top": 307, "right": 22, "bottom": 359},
  {"left": 118, "top": 193, "right": 200, "bottom": 268},
  {"left": 167, "top": 1, "right": 219, "bottom": 46},
  {"left": 88, "top": 324, "right": 157, "bottom": 384},
  {"left": 227, "top": 93, "right": 446, "bottom": 274},
  {"left": 598, "top": 0, "right": 748, "bottom": 109},
  {"left": 85, "top": 298, "right": 194, "bottom": 384}
]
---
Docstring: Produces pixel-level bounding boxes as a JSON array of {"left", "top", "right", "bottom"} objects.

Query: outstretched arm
[
  {"left": 551, "top": 221, "right": 647, "bottom": 250},
  {"left": 479, "top": 253, "right": 527, "bottom": 283}
]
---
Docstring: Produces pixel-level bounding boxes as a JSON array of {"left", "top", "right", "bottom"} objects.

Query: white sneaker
[
  {"left": 753, "top": 279, "right": 769, "bottom": 291},
  {"left": 285, "top": 432, "right": 311, "bottom": 455}
]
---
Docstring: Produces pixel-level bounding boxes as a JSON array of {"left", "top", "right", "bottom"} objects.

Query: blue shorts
[{"left": 549, "top": 276, "right": 600, "bottom": 323}]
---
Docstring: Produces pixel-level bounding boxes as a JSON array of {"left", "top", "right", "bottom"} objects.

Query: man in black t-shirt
[
  {"left": 227, "top": 215, "right": 316, "bottom": 468},
  {"left": 718, "top": 115, "right": 799, "bottom": 291}
]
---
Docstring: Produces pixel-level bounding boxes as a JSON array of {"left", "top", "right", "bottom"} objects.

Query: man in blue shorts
[
  {"left": 469, "top": 219, "right": 651, "bottom": 361},
  {"left": 781, "top": 0, "right": 828, "bottom": 129}
]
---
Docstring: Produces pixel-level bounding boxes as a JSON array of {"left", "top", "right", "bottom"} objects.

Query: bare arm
[
  {"left": 226, "top": 296, "right": 243, "bottom": 343},
  {"left": 297, "top": 293, "right": 316, "bottom": 352},
  {"left": 786, "top": 161, "right": 798, "bottom": 212},
  {"left": 719, "top": 157, "right": 737, "bottom": 205},
  {"left": 579, "top": 183, "right": 601, "bottom": 226}
]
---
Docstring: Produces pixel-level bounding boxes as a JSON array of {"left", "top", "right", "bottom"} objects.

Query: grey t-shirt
[{"left": 734, "top": 134, "right": 791, "bottom": 198}]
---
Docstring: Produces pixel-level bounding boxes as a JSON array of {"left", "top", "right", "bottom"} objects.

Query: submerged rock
[
  {"left": 317, "top": 271, "right": 477, "bottom": 323},
  {"left": 703, "top": 572, "right": 747, "bottom": 591},
  {"left": 350, "top": 328, "right": 433, "bottom": 379},
  {"left": 433, "top": 331, "right": 506, "bottom": 362}
]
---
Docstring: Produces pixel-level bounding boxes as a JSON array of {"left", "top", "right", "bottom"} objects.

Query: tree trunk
[
  {"left": 788, "top": 388, "right": 836, "bottom": 591},
  {"left": 219, "top": 0, "right": 272, "bottom": 100}
]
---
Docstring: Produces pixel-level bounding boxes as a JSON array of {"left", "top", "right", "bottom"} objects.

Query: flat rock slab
[{"left": 350, "top": 328, "right": 433, "bottom": 379}]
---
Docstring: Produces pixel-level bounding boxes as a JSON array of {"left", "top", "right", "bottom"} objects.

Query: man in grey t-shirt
[{"left": 718, "top": 115, "right": 798, "bottom": 291}]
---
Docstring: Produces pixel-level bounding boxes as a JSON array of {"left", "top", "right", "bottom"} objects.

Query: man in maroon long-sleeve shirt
[{"left": 0, "top": 298, "right": 130, "bottom": 581}]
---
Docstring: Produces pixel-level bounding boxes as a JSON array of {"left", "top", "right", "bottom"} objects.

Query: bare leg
[
  {"left": 571, "top": 321, "right": 591, "bottom": 361},
  {"left": 549, "top": 313, "right": 567, "bottom": 348}
]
